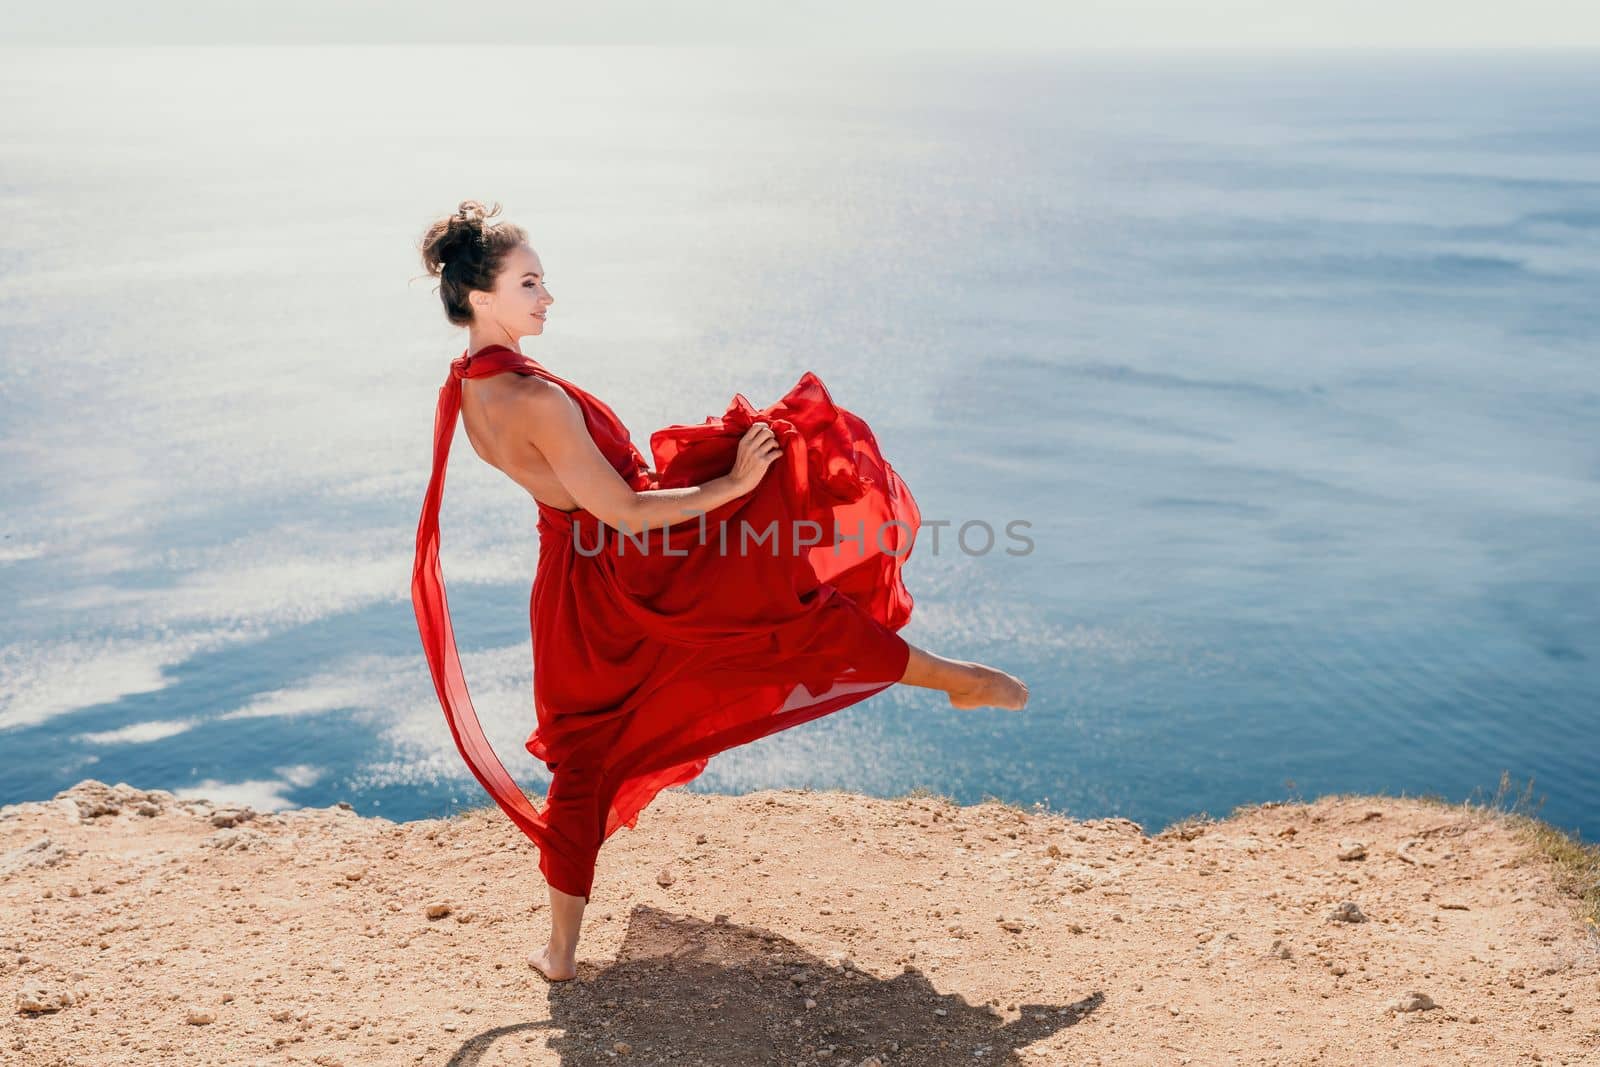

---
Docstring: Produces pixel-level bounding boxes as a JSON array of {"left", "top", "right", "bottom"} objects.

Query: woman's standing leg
[
  {"left": 526, "top": 730, "right": 617, "bottom": 981},
  {"left": 529, "top": 885, "right": 586, "bottom": 981}
]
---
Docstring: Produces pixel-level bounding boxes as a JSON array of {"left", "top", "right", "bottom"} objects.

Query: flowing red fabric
[{"left": 412, "top": 345, "right": 919, "bottom": 901}]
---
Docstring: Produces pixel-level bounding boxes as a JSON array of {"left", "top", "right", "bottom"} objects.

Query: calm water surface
[{"left": 0, "top": 47, "right": 1595, "bottom": 841}]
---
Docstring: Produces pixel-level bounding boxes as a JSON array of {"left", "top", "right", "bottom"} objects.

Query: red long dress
[{"left": 412, "top": 345, "right": 919, "bottom": 901}]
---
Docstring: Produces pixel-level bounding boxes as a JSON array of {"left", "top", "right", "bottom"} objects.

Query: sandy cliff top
[{"left": 2, "top": 779, "right": 1597, "bottom": 1065}]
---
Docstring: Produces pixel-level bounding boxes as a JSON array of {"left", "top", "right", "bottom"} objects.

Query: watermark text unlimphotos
[{"left": 567, "top": 514, "right": 1034, "bottom": 558}]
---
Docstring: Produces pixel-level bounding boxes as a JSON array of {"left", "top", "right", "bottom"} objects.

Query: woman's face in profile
[{"left": 477, "top": 242, "right": 555, "bottom": 339}]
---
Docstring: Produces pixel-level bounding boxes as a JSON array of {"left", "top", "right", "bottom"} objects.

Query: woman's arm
[{"left": 516, "top": 381, "right": 781, "bottom": 534}]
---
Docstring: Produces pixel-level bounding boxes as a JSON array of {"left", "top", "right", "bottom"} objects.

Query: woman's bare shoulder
[
  {"left": 500, "top": 374, "right": 580, "bottom": 418},
  {"left": 477, "top": 375, "right": 587, "bottom": 454}
]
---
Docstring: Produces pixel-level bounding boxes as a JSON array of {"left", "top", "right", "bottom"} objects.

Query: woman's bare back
[{"left": 459, "top": 374, "right": 583, "bottom": 513}]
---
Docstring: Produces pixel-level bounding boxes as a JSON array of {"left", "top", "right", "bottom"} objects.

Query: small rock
[
  {"left": 1390, "top": 992, "right": 1437, "bottom": 1013},
  {"left": 202, "top": 828, "right": 269, "bottom": 851},
  {"left": 426, "top": 903, "right": 452, "bottom": 919},
  {"left": 0, "top": 836, "right": 79, "bottom": 877},
  {"left": 17, "top": 986, "right": 74, "bottom": 1014},
  {"left": 186, "top": 1007, "right": 216, "bottom": 1025},
  {"left": 1336, "top": 841, "right": 1367, "bottom": 861},
  {"left": 56, "top": 780, "right": 121, "bottom": 818},
  {"left": 1267, "top": 938, "right": 1292, "bottom": 959},
  {"left": 695, "top": 833, "right": 707, "bottom": 844},
  {"left": 1328, "top": 901, "right": 1367, "bottom": 924},
  {"left": 656, "top": 868, "right": 675, "bottom": 888},
  {"left": 1395, "top": 839, "right": 1429, "bottom": 866},
  {"left": 614, "top": 1040, "right": 632, "bottom": 1054},
  {"left": 999, "top": 920, "right": 1025, "bottom": 933}
]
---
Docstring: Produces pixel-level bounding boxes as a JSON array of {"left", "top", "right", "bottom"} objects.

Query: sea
[{"left": 1, "top": 47, "right": 1595, "bottom": 844}]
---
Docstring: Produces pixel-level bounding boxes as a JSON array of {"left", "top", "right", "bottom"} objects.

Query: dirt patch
[{"left": 3, "top": 779, "right": 1597, "bottom": 1064}]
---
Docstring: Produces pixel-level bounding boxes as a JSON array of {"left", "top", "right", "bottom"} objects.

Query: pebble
[
  {"left": 210, "top": 808, "right": 255, "bottom": 829},
  {"left": 1390, "top": 992, "right": 1437, "bottom": 1013},
  {"left": 426, "top": 903, "right": 452, "bottom": 919},
  {"left": 1336, "top": 841, "right": 1367, "bottom": 861},
  {"left": 657, "top": 868, "right": 675, "bottom": 887},
  {"left": 1328, "top": 901, "right": 1367, "bottom": 924},
  {"left": 186, "top": 1007, "right": 216, "bottom": 1025},
  {"left": 16, "top": 985, "right": 73, "bottom": 1014}
]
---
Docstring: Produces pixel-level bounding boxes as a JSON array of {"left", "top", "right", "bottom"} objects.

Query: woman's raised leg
[{"left": 899, "top": 641, "right": 1029, "bottom": 711}]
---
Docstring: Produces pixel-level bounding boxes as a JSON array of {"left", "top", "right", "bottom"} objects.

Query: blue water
[{"left": 1, "top": 47, "right": 1595, "bottom": 843}]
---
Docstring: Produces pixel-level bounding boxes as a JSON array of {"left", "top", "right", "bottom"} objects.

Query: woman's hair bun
[
  {"left": 417, "top": 200, "right": 529, "bottom": 327},
  {"left": 422, "top": 199, "right": 499, "bottom": 277}
]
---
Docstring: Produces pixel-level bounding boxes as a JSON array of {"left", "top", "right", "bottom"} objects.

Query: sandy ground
[{"left": 2, "top": 779, "right": 1597, "bottom": 1066}]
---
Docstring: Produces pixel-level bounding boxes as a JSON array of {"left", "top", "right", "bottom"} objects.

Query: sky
[{"left": 2, "top": 0, "right": 1598, "bottom": 48}]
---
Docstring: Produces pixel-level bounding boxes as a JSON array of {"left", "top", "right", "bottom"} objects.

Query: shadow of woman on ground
[{"left": 446, "top": 904, "right": 1101, "bottom": 1065}]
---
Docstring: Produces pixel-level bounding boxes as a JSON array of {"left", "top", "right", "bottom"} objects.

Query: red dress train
[{"left": 412, "top": 345, "right": 920, "bottom": 901}]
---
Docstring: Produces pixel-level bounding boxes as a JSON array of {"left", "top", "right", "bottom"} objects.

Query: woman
[{"left": 413, "top": 200, "right": 1028, "bottom": 982}]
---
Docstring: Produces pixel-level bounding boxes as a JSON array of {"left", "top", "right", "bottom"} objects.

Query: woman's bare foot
[
  {"left": 948, "top": 662, "right": 1029, "bottom": 711},
  {"left": 899, "top": 644, "right": 1029, "bottom": 711},
  {"left": 527, "top": 943, "right": 577, "bottom": 982}
]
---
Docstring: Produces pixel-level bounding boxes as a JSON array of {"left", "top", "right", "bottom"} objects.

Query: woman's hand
[{"left": 726, "top": 421, "right": 783, "bottom": 494}]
